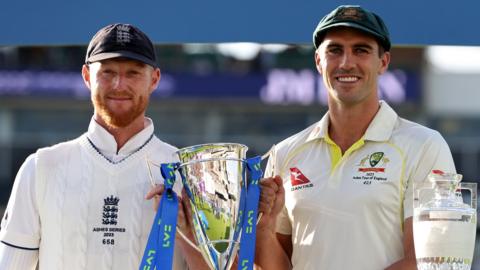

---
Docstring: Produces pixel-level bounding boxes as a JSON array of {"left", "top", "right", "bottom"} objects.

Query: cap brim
[
  {"left": 314, "top": 22, "right": 388, "bottom": 49},
  {"left": 86, "top": 51, "right": 157, "bottom": 67}
]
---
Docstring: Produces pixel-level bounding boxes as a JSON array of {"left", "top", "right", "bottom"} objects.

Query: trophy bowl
[{"left": 176, "top": 143, "right": 249, "bottom": 270}]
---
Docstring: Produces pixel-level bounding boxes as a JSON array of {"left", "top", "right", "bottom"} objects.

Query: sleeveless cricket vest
[{"left": 34, "top": 134, "right": 185, "bottom": 270}]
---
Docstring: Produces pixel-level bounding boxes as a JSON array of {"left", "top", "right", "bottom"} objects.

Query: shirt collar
[
  {"left": 305, "top": 101, "right": 397, "bottom": 143},
  {"left": 87, "top": 117, "right": 155, "bottom": 157},
  {"left": 306, "top": 112, "right": 330, "bottom": 143},
  {"left": 364, "top": 101, "right": 398, "bottom": 141}
]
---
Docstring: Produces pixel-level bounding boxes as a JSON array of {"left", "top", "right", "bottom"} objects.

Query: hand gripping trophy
[{"left": 140, "top": 143, "right": 270, "bottom": 270}]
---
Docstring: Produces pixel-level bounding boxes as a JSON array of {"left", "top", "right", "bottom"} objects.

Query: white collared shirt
[{"left": 267, "top": 101, "right": 456, "bottom": 270}]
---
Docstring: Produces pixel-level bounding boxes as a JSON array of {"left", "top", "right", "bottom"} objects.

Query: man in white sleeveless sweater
[{"left": 0, "top": 23, "right": 209, "bottom": 270}]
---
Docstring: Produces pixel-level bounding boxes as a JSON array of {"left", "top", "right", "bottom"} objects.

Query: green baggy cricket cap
[{"left": 313, "top": 5, "right": 391, "bottom": 51}]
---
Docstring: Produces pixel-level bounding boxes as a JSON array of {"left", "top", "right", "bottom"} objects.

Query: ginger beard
[{"left": 92, "top": 89, "right": 149, "bottom": 128}]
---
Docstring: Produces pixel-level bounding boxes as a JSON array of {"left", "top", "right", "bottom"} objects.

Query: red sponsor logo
[
  {"left": 290, "top": 167, "right": 311, "bottom": 186},
  {"left": 358, "top": 168, "right": 385, "bottom": 173}
]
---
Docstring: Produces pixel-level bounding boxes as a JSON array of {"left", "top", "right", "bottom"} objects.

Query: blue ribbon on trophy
[
  {"left": 139, "top": 163, "right": 180, "bottom": 270},
  {"left": 140, "top": 143, "right": 263, "bottom": 270},
  {"left": 237, "top": 156, "right": 262, "bottom": 270}
]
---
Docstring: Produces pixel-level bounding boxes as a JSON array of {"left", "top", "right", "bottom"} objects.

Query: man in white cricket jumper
[
  {"left": 0, "top": 23, "right": 209, "bottom": 270},
  {"left": 255, "top": 5, "right": 456, "bottom": 270}
]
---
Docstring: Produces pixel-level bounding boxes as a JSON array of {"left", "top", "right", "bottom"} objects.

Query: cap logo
[
  {"left": 116, "top": 24, "right": 131, "bottom": 45},
  {"left": 335, "top": 7, "right": 365, "bottom": 21}
]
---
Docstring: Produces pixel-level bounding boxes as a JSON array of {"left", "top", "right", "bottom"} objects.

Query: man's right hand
[
  {"left": 257, "top": 175, "right": 285, "bottom": 232},
  {"left": 255, "top": 176, "right": 292, "bottom": 270}
]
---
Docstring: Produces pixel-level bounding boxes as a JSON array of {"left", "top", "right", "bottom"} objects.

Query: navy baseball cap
[
  {"left": 85, "top": 23, "right": 157, "bottom": 67},
  {"left": 313, "top": 5, "right": 391, "bottom": 51}
]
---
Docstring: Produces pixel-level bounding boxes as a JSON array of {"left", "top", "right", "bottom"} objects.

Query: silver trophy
[{"left": 147, "top": 143, "right": 262, "bottom": 270}]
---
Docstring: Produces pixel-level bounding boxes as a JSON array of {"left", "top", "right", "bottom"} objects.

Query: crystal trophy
[{"left": 413, "top": 170, "right": 477, "bottom": 270}]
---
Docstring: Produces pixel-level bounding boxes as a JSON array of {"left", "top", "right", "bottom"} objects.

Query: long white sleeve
[{"left": 0, "top": 242, "right": 38, "bottom": 270}]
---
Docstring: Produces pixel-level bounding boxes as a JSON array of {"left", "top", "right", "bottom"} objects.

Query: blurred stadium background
[
  {"left": 1, "top": 44, "right": 480, "bottom": 267},
  {"left": 2, "top": 0, "right": 480, "bottom": 267}
]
